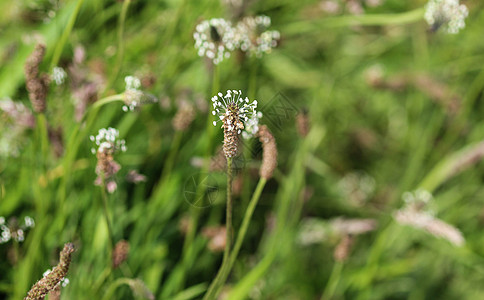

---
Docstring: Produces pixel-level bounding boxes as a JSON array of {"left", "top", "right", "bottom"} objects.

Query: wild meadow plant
[{"left": 2, "top": 0, "right": 484, "bottom": 299}]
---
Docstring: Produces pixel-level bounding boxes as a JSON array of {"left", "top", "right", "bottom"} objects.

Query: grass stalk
[
  {"left": 321, "top": 261, "right": 344, "bottom": 300},
  {"left": 203, "top": 157, "right": 234, "bottom": 300},
  {"left": 101, "top": 177, "right": 115, "bottom": 253},
  {"left": 50, "top": 0, "right": 85, "bottom": 70}
]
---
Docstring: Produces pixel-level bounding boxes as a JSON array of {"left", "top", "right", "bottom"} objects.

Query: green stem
[
  {"left": 321, "top": 261, "right": 344, "bottom": 300},
  {"left": 248, "top": 58, "right": 258, "bottom": 100},
  {"left": 203, "top": 158, "right": 233, "bottom": 300},
  {"left": 91, "top": 94, "right": 125, "bottom": 110},
  {"left": 160, "top": 131, "right": 183, "bottom": 181},
  {"left": 213, "top": 178, "right": 267, "bottom": 297},
  {"left": 230, "top": 178, "right": 266, "bottom": 267},
  {"left": 50, "top": 0, "right": 85, "bottom": 70},
  {"left": 101, "top": 278, "right": 132, "bottom": 300},
  {"left": 105, "top": 0, "right": 131, "bottom": 94},
  {"left": 37, "top": 113, "right": 50, "bottom": 165},
  {"left": 284, "top": 7, "right": 425, "bottom": 35},
  {"left": 101, "top": 177, "right": 115, "bottom": 253},
  {"left": 225, "top": 157, "right": 234, "bottom": 261}
]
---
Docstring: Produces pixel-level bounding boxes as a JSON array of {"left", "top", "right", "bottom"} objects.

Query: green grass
[{"left": 1, "top": 0, "right": 484, "bottom": 299}]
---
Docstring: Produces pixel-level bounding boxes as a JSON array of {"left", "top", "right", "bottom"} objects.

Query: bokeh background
[{"left": 1, "top": 0, "right": 484, "bottom": 299}]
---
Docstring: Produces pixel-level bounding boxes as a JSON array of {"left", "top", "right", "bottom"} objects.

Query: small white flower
[
  {"left": 211, "top": 90, "right": 259, "bottom": 132},
  {"left": 234, "top": 15, "right": 280, "bottom": 57},
  {"left": 52, "top": 67, "right": 67, "bottom": 85},
  {"left": 0, "top": 225, "right": 11, "bottom": 244},
  {"left": 194, "top": 18, "right": 236, "bottom": 64},
  {"left": 424, "top": 0, "right": 468, "bottom": 34},
  {"left": 16, "top": 229, "right": 24, "bottom": 242},
  {"left": 0, "top": 217, "right": 4, "bottom": 225},
  {"left": 24, "top": 216, "right": 35, "bottom": 228},
  {"left": 43, "top": 269, "right": 52, "bottom": 278},
  {"left": 90, "top": 127, "right": 127, "bottom": 154},
  {"left": 62, "top": 277, "right": 70, "bottom": 287},
  {"left": 122, "top": 76, "right": 157, "bottom": 112},
  {"left": 242, "top": 111, "right": 263, "bottom": 139},
  {"left": 125, "top": 75, "right": 141, "bottom": 91}
]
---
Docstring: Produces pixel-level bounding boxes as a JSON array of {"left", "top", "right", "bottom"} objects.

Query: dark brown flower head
[
  {"left": 258, "top": 125, "right": 277, "bottom": 180},
  {"left": 25, "top": 43, "right": 49, "bottom": 113},
  {"left": 24, "top": 243, "right": 75, "bottom": 300}
]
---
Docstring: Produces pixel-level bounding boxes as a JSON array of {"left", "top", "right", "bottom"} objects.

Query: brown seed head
[
  {"left": 24, "top": 243, "right": 75, "bottom": 300},
  {"left": 223, "top": 103, "right": 243, "bottom": 158},
  {"left": 173, "top": 101, "right": 196, "bottom": 132},
  {"left": 333, "top": 235, "right": 353, "bottom": 262},
  {"left": 258, "top": 125, "right": 277, "bottom": 180},
  {"left": 25, "top": 44, "right": 49, "bottom": 114},
  {"left": 296, "top": 110, "right": 310, "bottom": 137},
  {"left": 112, "top": 240, "right": 130, "bottom": 269}
]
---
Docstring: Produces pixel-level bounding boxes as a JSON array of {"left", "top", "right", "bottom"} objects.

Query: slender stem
[
  {"left": 91, "top": 94, "right": 125, "bottom": 110},
  {"left": 229, "top": 178, "right": 266, "bottom": 267},
  {"left": 284, "top": 7, "right": 425, "bottom": 35},
  {"left": 104, "top": 0, "right": 131, "bottom": 94},
  {"left": 321, "top": 261, "right": 344, "bottom": 300},
  {"left": 203, "top": 158, "right": 234, "bottom": 300},
  {"left": 101, "top": 177, "right": 115, "bottom": 253},
  {"left": 37, "top": 113, "right": 50, "bottom": 165},
  {"left": 248, "top": 58, "right": 258, "bottom": 100},
  {"left": 226, "top": 157, "right": 233, "bottom": 256},
  {"left": 211, "top": 178, "right": 267, "bottom": 297},
  {"left": 50, "top": 0, "right": 85, "bottom": 70},
  {"left": 160, "top": 131, "right": 183, "bottom": 181},
  {"left": 167, "top": 63, "right": 220, "bottom": 295}
]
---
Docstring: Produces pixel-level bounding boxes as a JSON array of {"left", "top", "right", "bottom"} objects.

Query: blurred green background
[{"left": 1, "top": 0, "right": 484, "bottom": 299}]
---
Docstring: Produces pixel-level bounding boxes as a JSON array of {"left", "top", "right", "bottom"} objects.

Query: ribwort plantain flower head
[
  {"left": 122, "top": 75, "right": 158, "bottom": 112},
  {"left": 235, "top": 15, "right": 280, "bottom": 58},
  {"left": 51, "top": 67, "right": 67, "bottom": 85},
  {"left": 0, "top": 216, "right": 35, "bottom": 244},
  {"left": 90, "top": 127, "right": 126, "bottom": 155},
  {"left": 90, "top": 128, "right": 126, "bottom": 193},
  {"left": 211, "top": 90, "right": 259, "bottom": 157},
  {"left": 194, "top": 18, "right": 236, "bottom": 64},
  {"left": 424, "top": 0, "right": 468, "bottom": 34}
]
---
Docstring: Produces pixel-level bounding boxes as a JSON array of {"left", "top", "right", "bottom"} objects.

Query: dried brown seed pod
[
  {"left": 333, "top": 235, "right": 353, "bottom": 262},
  {"left": 112, "top": 240, "right": 130, "bottom": 269},
  {"left": 25, "top": 44, "right": 49, "bottom": 114},
  {"left": 24, "top": 243, "right": 75, "bottom": 300},
  {"left": 258, "top": 125, "right": 277, "bottom": 180}
]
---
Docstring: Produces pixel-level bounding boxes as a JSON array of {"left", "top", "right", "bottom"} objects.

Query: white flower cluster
[
  {"left": 194, "top": 18, "right": 236, "bottom": 64},
  {"left": 0, "top": 98, "right": 35, "bottom": 158},
  {"left": 0, "top": 216, "right": 35, "bottom": 244},
  {"left": 90, "top": 127, "right": 127, "bottom": 155},
  {"left": 338, "top": 171, "right": 376, "bottom": 207},
  {"left": 43, "top": 269, "right": 70, "bottom": 287},
  {"left": 52, "top": 67, "right": 67, "bottom": 85},
  {"left": 123, "top": 76, "right": 143, "bottom": 112},
  {"left": 122, "top": 76, "right": 158, "bottom": 112},
  {"left": 235, "top": 15, "right": 280, "bottom": 58},
  {"left": 394, "top": 189, "right": 465, "bottom": 246},
  {"left": 211, "top": 90, "right": 261, "bottom": 136},
  {"left": 242, "top": 111, "right": 263, "bottom": 139},
  {"left": 194, "top": 16, "right": 280, "bottom": 63},
  {"left": 424, "top": 0, "right": 469, "bottom": 34},
  {"left": 402, "top": 188, "right": 435, "bottom": 214}
]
